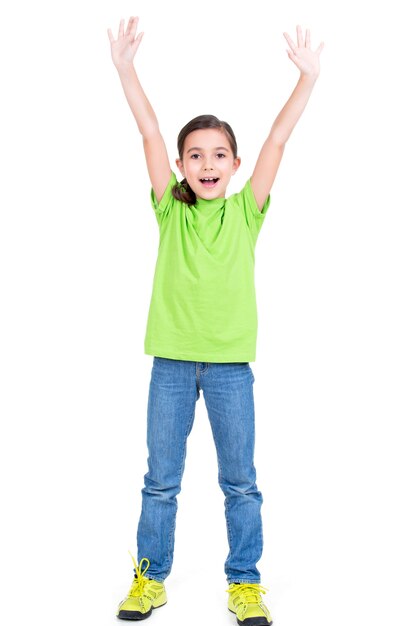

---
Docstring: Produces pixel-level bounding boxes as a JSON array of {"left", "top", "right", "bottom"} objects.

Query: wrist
[
  {"left": 116, "top": 61, "right": 136, "bottom": 76},
  {"left": 299, "top": 72, "right": 319, "bottom": 85}
]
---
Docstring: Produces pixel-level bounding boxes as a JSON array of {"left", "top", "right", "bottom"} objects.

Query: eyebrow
[{"left": 186, "top": 146, "right": 230, "bottom": 153}]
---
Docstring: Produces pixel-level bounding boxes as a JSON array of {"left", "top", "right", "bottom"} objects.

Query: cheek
[
  {"left": 220, "top": 160, "right": 234, "bottom": 173},
  {"left": 186, "top": 160, "right": 199, "bottom": 174}
]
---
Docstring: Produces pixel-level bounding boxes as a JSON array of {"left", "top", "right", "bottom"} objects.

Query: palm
[
  {"left": 283, "top": 26, "right": 324, "bottom": 78},
  {"left": 107, "top": 16, "right": 144, "bottom": 67}
]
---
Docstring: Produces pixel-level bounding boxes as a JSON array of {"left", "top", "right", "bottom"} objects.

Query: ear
[
  {"left": 232, "top": 156, "right": 241, "bottom": 175},
  {"left": 176, "top": 158, "right": 185, "bottom": 178}
]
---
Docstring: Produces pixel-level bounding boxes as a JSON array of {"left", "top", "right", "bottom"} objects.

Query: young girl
[{"left": 108, "top": 16, "right": 323, "bottom": 625}]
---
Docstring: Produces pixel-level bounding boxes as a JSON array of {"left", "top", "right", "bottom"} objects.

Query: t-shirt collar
[{"left": 195, "top": 196, "right": 226, "bottom": 210}]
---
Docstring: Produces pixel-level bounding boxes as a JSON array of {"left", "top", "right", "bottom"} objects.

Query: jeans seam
[
  {"left": 209, "top": 411, "right": 235, "bottom": 576},
  {"left": 160, "top": 403, "right": 196, "bottom": 576},
  {"left": 204, "top": 364, "right": 260, "bottom": 582},
  {"left": 224, "top": 498, "right": 233, "bottom": 572}
]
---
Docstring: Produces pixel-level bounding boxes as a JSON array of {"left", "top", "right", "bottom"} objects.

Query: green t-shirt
[{"left": 144, "top": 171, "right": 270, "bottom": 362}]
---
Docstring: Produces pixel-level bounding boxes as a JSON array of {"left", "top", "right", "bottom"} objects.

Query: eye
[
  {"left": 190, "top": 153, "right": 200, "bottom": 159},
  {"left": 216, "top": 153, "right": 226, "bottom": 158}
]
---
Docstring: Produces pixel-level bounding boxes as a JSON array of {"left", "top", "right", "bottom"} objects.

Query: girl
[{"left": 107, "top": 16, "right": 324, "bottom": 625}]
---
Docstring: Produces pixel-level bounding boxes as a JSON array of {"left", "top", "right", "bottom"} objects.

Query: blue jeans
[{"left": 136, "top": 357, "right": 263, "bottom": 584}]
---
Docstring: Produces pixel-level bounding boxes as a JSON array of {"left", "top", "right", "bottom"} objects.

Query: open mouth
[{"left": 199, "top": 177, "right": 219, "bottom": 188}]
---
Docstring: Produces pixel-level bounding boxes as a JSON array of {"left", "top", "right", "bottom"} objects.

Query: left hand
[{"left": 283, "top": 25, "right": 324, "bottom": 79}]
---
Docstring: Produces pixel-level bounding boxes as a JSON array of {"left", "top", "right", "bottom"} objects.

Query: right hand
[{"left": 107, "top": 16, "right": 144, "bottom": 68}]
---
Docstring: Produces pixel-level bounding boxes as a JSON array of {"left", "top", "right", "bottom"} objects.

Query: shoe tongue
[
  {"left": 241, "top": 585, "right": 260, "bottom": 603},
  {"left": 246, "top": 590, "right": 259, "bottom": 602}
]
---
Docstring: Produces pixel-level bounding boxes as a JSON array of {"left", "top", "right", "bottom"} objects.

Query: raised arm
[
  {"left": 107, "top": 16, "right": 172, "bottom": 203},
  {"left": 250, "top": 25, "right": 325, "bottom": 211}
]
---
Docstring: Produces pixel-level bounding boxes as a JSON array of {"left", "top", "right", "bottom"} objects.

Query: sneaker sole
[
  {"left": 117, "top": 601, "right": 167, "bottom": 621},
  {"left": 228, "top": 607, "right": 273, "bottom": 626}
]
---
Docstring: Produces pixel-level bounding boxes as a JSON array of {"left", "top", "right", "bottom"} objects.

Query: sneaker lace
[
  {"left": 128, "top": 552, "right": 151, "bottom": 598},
  {"left": 226, "top": 583, "right": 269, "bottom": 605}
]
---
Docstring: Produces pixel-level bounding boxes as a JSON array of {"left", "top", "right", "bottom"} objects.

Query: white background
[{"left": 1, "top": 1, "right": 417, "bottom": 625}]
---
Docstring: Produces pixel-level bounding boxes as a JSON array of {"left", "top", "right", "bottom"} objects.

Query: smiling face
[{"left": 176, "top": 127, "right": 241, "bottom": 200}]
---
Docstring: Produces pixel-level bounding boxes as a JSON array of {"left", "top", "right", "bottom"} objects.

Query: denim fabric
[{"left": 136, "top": 357, "right": 263, "bottom": 584}]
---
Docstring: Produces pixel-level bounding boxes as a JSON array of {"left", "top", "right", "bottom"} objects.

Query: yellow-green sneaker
[
  {"left": 227, "top": 582, "right": 273, "bottom": 626},
  {"left": 116, "top": 555, "right": 167, "bottom": 621}
]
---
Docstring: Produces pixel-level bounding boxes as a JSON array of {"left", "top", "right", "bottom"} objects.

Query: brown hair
[{"left": 172, "top": 114, "right": 238, "bottom": 205}]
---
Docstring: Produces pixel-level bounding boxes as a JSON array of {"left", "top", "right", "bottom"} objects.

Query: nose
[{"left": 203, "top": 157, "right": 214, "bottom": 171}]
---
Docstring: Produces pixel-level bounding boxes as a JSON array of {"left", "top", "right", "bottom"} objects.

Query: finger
[
  {"left": 286, "top": 49, "right": 301, "bottom": 69},
  {"left": 126, "top": 16, "right": 134, "bottom": 38},
  {"left": 296, "top": 24, "right": 303, "bottom": 47},
  {"left": 107, "top": 28, "right": 115, "bottom": 43},
  {"left": 126, "top": 16, "right": 135, "bottom": 39},
  {"left": 283, "top": 32, "right": 297, "bottom": 53},
  {"left": 315, "top": 41, "right": 325, "bottom": 55},
  {"left": 118, "top": 18, "right": 125, "bottom": 39},
  {"left": 305, "top": 28, "right": 311, "bottom": 48},
  {"left": 130, "top": 16, "right": 140, "bottom": 41},
  {"left": 133, "top": 31, "right": 144, "bottom": 52}
]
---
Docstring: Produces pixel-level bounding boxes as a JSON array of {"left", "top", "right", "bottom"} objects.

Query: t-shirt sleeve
[
  {"left": 236, "top": 177, "right": 271, "bottom": 242},
  {"left": 150, "top": 171, "right": 178, "bottom": 226}
]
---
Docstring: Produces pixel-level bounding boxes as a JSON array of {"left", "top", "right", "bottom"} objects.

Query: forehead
[{"left": 184, "top": 127, "right": 229, "bottom": 150}]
